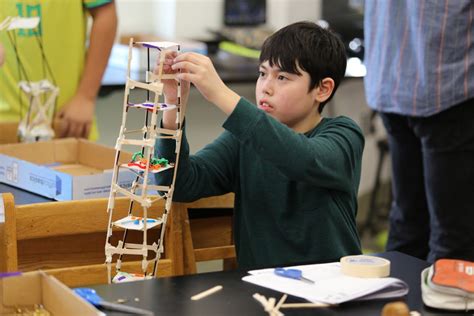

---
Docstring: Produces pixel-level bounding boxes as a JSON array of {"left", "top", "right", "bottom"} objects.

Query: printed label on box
[
  {"left": 0, "top": 154, "right": 136, "bottom": 201},
  {"left": 0, "top": 153, "right": 64, "bottom": 199}
]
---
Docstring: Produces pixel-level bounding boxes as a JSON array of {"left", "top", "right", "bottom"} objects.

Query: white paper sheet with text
[{"left": 242, "top": 262, "right": 408, "bottom": 305}]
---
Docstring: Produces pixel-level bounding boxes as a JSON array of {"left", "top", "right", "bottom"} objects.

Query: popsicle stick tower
[
  {"left": 105, "top": 39, "right": 183, "bottom": 283},
  {"left": 1, "top": 16, "right": 58, "bottom": 142},
  {"left": 17, "top": 79, "right": 58, "bottom": 142}
]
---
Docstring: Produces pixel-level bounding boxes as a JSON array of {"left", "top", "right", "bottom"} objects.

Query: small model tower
[
  {"left": 17, "top": 79, "right": 58, "bottom": 142},
  {"left": 1, "top": 16, "right": 59, "bottom": 142},
  {"left": 104, "top": 39, "right": 184, "bottom": 283}
]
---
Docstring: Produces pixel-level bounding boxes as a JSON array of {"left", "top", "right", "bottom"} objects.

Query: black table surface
[
  {"left": 89, "top": 252, "right": 469, "bottom": 316},
  {"left": 0, "top": 185, "right": 469, "bottom": 315}
]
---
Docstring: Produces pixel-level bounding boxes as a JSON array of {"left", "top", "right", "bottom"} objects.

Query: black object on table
[{"left": 89, "top": 252, "right": 467, "bottom": 315}]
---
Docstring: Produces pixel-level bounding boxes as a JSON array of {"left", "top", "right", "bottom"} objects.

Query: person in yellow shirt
[{"left": 0, "top": 0, "right": 117, "bottom": 140}]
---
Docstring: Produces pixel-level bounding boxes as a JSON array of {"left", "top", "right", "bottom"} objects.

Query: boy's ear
[{"left": 313, "top": 78, "right": 335, "bottom": 103}]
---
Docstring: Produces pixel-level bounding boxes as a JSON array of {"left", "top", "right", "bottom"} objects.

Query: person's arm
[
  {"left": 57, "top": 2, "right": 117, "bottom": 138},
  {"left": 224, "top": 99, "right": 365, "bottom": 192},
  {"left": 171, "top": 52, "right": 363, "bottom": 192},
  {"left": 155, "top": 127, "right": 238, "bottom": 202}
]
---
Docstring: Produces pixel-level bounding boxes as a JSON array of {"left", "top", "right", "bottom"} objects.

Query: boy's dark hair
[{"left": 259, "top": 21, "right": 347, "bottom": 113}]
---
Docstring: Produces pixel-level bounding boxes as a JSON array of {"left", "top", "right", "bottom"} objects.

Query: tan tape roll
[{"left": 340, "top": 255, "right": 390, "bottom": 278}]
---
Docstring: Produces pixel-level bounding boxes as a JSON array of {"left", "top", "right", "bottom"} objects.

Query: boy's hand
[
  {"left": 171, "top": 52, "right": 240, "bottom": 115},
  {"left": 156, "top": 51, "right": 190, "bottom": 106},
  {"left": 155, "top": 50, "right": 190, "bottom": 130}
]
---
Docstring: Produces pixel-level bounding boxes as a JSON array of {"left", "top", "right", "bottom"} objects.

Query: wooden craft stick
[
  {"left": 274, "top": 294, "right": 288, "bottom": 310},
  {"left": 266, "top": 297, "right": 276, "bottom": 312},
  {"left": 252, "top": 293, "right": 269, "bottom": 309},
  {"left": 191, "top": 285, "right": 223, "bottom": 301},
  {"left": 280, "top": 302, "right": 332, "bottom": 308}
]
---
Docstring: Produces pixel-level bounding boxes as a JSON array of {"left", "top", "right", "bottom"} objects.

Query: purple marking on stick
[
  {"left": 142, "top": 43, "right": 161, "bottom": 50},
  {"left": 0, "top": 272, "right": 22, "bottom": 278},
  {"left": 128, "top": 102, "right": 154, "bottom": 108}
]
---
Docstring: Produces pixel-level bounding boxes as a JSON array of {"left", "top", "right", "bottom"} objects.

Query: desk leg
[
  {"left": 2, "top": 193, "right": 18, "bottom": 272},
  {"left": 182, "top": 207, "right": 197, "bottom": 274},
  {"left": 166, "top": 203, "right": 185, "bottom": 276},
  {"left": 0, "top": 224, "right": 5, "bottom": 272}
]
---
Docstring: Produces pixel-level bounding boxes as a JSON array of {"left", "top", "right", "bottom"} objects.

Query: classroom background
[{"left": 95, "top": 0, "right": 388, "bottom": 273}]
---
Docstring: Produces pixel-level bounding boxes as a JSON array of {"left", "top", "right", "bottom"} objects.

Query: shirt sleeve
[
  {"left": 83, "top": 0, "right": 113, "bottom": 9},
  {"left": 154, "top": 124, "right": 239, "bottom": 202}
]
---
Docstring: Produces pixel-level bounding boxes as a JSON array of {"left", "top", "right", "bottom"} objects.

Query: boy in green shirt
[{"left": 157, "top": 21, "right": 364, "bottom": 269}]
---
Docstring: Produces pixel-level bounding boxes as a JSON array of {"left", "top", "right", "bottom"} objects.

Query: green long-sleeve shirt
[{"left": 156, "top": 98, "right": 364, "bottom": 269}]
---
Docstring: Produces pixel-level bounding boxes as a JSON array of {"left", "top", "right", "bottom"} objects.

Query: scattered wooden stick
[
  {"left": 253, "top": 292, "right": 334, "bottom": 314},
  {"left": 253, "top": 293, "right": 286, "bottom": 316},
  {"left": 190, "top": 285, "right": 223, "bottom": 301},
  {"left": 274, "top": 294, "right": 287, "bottom": 311},
  {"left": 266, "top": 297, "right": 276, "bottom": 312},
  {"left": 271, "top": 294, "right": 288, "bottom": 316},
  {"left": 253, "top": 293, "right": 269, "bottom": 309}
]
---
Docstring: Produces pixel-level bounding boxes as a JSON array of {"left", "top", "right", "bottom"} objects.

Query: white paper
[
  {"left": 113, "top": 215, "right": 163, "bottom": 231},
  {"left": 242, "top": 262, "right": 409, "bottom": 305}
]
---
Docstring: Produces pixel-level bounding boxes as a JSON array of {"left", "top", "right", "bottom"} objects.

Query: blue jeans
[{"left": 379, "top": 98, "right": 474, "bottom": 263}]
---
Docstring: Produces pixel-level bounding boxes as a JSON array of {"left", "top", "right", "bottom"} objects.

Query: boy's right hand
[
  {"left": 156, "top": 51, "right": 190, "bottom": 106},
  {"left": 155, "top": 50, "right": 190, "bottom": 129},
  {"left": 171, "top": 52, "right": 240, "bottom": 116}
]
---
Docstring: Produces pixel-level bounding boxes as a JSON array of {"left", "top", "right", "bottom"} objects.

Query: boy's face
[{"left": 256, "top": 61, "right": 320, "bottom": 133}]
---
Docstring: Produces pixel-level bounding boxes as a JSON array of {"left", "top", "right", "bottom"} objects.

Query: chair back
[
  {"left": 173, "top": 193, "right": 236, "bottom": 274},
  {"left": 0, "top": 193, "right": 176, "bottom": 286}
]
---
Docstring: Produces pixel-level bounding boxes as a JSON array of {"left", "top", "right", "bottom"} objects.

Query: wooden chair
[
  {"left": 0, "top": 193, "right": 183, "bottom": 287},
  {"left": 174, "top": 193, "right": 236, "bottom": 274}
]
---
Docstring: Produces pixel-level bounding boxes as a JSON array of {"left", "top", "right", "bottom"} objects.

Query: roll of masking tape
[{"left": 340, "top": 255, "right": 390, "bottom": 278}]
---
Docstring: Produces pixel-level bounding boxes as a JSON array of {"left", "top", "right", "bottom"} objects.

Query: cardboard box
[
  {"left": 0, "top": 271, "right": 101, "bottom": 315},
  {"left": 0, "top": 138, "right": 136, "bottom": 200},
  {"left": 0, "top": 119, "right": 64, "bottom": 145}
]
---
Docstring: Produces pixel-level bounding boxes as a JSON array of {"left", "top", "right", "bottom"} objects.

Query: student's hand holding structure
[
  {"left": 172, "top": 52, "right": 240, "bottom": 116},
  {"left": 159, "top": 51, "right": 188, "bottom": 104},
  {"left": 158, "top": 51, "right": 190, "bottom": 130}
]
